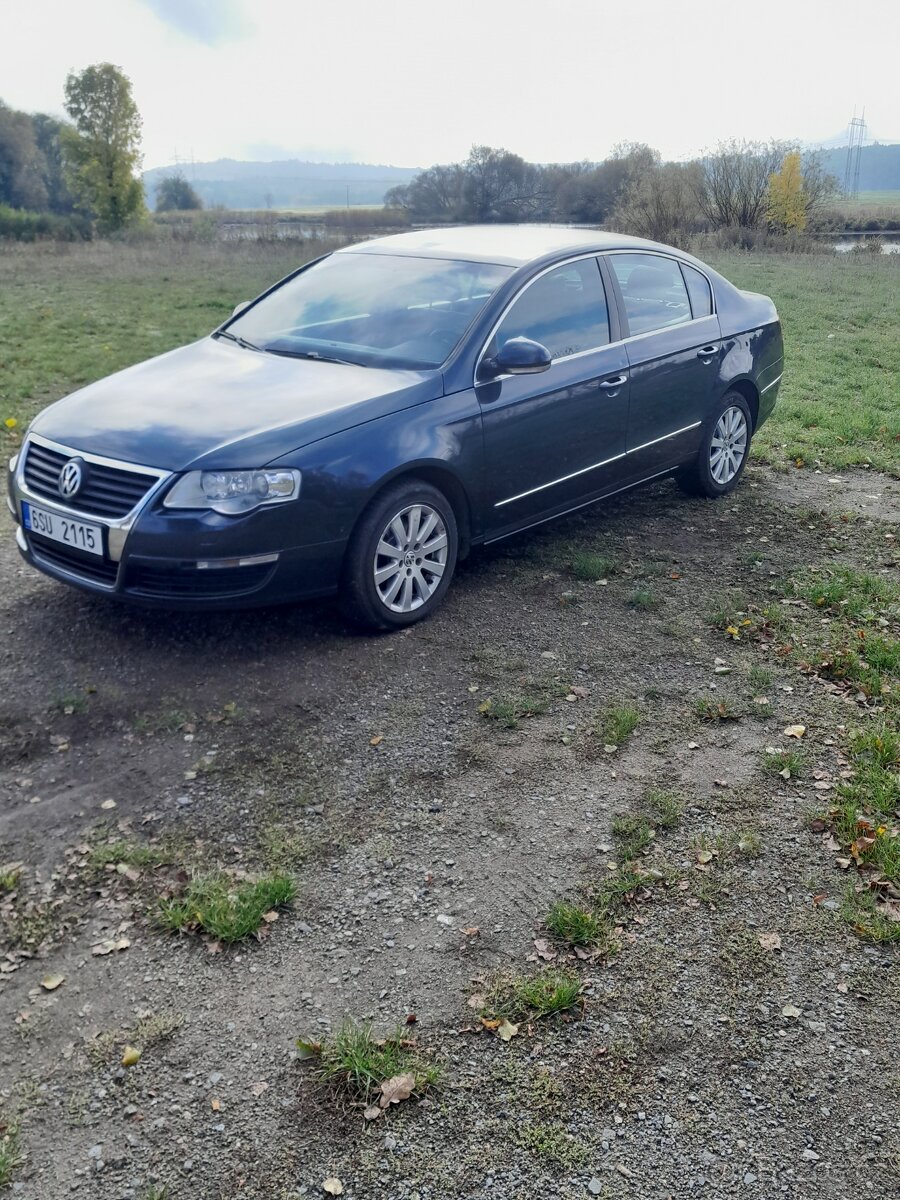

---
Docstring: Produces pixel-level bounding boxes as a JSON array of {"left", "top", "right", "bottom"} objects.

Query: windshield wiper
[
  {"left": 215, "top": 329, "right": 262, "bottom": 352},
  {"left": 266, "top": 348, "right": 355, "bottom": 366}
]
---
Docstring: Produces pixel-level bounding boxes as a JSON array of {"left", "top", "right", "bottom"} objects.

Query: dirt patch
[
  {"left": 754, "top": 463, "right": 900, "bottom": 523},
  {"left": 1, "top": 465, "right": 897, "bottom": 1199}
]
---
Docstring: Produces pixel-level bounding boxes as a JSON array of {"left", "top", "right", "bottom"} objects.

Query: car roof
[{"left": 340, "top": 224, "right": 679, "bottom": 267}]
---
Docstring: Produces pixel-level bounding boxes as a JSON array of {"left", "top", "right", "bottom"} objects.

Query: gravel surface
[{"left": 1, "top": 463, "right": 897, "bottom": 1199}]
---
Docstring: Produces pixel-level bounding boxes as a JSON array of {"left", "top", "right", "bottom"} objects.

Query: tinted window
[
  {"left": 487, "top": 259, "right": 610, "bottom": 364},
  {"left": 228, "top": 252, "right": 513, "bottom": 370},
  {"left": 610, "top": 253, "right": 691, "bottom": 336},
  {"left": 681, "top": 263, "right": 713, "bottom": 318}
]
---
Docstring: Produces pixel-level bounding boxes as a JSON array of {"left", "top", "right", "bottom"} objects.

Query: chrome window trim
[
  {"left": 494, "top": 421, "right": 702, "bottom": 508},
  {"left": 14, "top": 433, "right": 172, "bottom": 564},
  {"left": 761, "top": 372, "right": 783, "bottom": 394},
  {"left": 474, "top": 249, "right": 718, "bottom": 386}
]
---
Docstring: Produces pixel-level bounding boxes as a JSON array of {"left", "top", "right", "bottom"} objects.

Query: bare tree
[
  {"left": 613, "top": 161, "right": 704, "bottom": 247},
  {"left": 800, "top": 149, "right": 839, "bottom": 217},
  {"left": 696, "top": 139, "right": 790, "bottom": 229}
]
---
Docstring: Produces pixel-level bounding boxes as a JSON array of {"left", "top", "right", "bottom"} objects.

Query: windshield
[{"left": 223, "top": 252, "right": 513, "bottom": 370}]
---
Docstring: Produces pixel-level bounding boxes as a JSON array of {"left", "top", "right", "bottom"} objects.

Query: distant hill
[
  {"left": 820, "top": 143, "right": 900, "bottom": 191},
  {"left": 142, "top": 159, "right": 420, "bottom": 210}
]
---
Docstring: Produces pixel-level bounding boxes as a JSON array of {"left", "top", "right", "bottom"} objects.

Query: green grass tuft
[
  {"left": 597, "top": 704, "right": 640, "bottom": 746},
  {"left": 571, "top": 551, "right": 618, "bottom": 581},
  {"left": 299, "top": 1021, "right": 440, "bottom": 1104},
  {"left": 545, "top": 901, "right": 616, "bottom": 951},
  {"left": 157, "top": 872, "right": 296, "bottom": 942}
]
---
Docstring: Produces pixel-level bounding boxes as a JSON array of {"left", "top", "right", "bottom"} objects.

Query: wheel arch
[
  {"left": 724, "top": 378, "right": 760, "bottom": 431},
  {"left": 356, "top": 462, "right": 475, "bottom": 558}
]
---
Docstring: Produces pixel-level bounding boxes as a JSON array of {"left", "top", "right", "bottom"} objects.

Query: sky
[{"left": 2, "top": 0, "right": 898, "bottom": 172}]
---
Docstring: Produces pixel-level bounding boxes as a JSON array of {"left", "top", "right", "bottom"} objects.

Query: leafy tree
[
  {"left": 31, "top": 113, "right": 76, "bottom": 213},
  {"left": 0, "top": 100, "right": 47, "bottom": 209},
  {"left": 155, "top": 172, "right": 203, "bottom": 212},
  {"left": 767, "top": 151, "right": 806, "bottom": 232},
  {"left": 61, "top": 63, "right": 145, "bottom": 231}
]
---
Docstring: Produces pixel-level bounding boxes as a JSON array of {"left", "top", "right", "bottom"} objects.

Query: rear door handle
[
  {"left": 599, "top": 374, "right": 628, "bottom": 389},
  {"left": 697, "top": 345, "right": 719, "bottom": 359}
]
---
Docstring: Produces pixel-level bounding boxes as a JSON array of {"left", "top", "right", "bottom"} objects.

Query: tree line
[
  {"left": 384, "top": 142, "right": 838, "bottom": 245},
  {"left": 0, "top": 63, "right": 201, "bottom": 239}
]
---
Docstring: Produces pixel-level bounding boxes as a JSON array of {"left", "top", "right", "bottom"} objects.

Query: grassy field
[{"left": 1, "top": 239, "right": 897, "bottom": 476}]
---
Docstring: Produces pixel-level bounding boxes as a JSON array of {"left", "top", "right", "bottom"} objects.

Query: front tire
[
  {"left": 677, "top": 392, "right": 752, "bottom": 498},
  {"left": 339, "top": 479, "right": 459, "bottom": 630}
]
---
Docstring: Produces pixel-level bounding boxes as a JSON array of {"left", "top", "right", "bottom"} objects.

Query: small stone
[
  {"left": 802, "top": 1150, "right": 820, "bottom": 1162},
  {"left": 743, "top": 1172, "right": 757, "bottom": 1185},
  {"left": 588, "top": 1180, "right": 603, "bottom": 1196}
]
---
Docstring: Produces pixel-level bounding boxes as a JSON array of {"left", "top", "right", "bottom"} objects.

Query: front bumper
[{"left": 7, "top": 437, "right": 345, "bottom": 609}]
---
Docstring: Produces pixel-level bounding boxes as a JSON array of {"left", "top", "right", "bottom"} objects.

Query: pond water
[{"left": 833, "top": 236, "right": 899, "bottom": 254}]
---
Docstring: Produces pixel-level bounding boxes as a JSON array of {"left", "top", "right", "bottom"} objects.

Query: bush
[{"left": 0, "top": 204, "right": 92, "bottom": 242}]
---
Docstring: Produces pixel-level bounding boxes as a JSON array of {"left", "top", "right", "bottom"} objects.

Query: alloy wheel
[
  {"left": 373, "top": 503, "right": 448, "bottom": 613},
  {"left": 709, "top": 405, "right": 749, "bottom": 485}
]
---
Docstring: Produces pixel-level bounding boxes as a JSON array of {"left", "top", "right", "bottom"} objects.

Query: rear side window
[
  {"left": 681, "top": 263, "right": 713, "bottom": 318},
  {"left": 487, "top": 258, "right": 610, "bottom": 362},
  {"left": 610, "top": 253, "right": 691, "bottom": 336}
]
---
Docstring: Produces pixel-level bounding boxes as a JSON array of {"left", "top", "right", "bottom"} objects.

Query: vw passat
[{"left": 7, "top": 226, "right": 783, "bottom": 629}]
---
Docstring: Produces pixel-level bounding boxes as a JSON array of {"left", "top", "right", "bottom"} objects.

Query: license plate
[{"left": 22, "top": 502, "right": 104, "bottom": 557}]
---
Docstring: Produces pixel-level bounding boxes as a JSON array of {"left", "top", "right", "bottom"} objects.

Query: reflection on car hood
[{"left": 29, "top": 337, "right": 442, "bottom": 471}]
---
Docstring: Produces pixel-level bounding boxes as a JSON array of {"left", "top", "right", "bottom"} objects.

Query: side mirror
[
  {"left": 232, "top": 300, "right": 251, "bottom": 318},
  {"left": 482, "top": 336, "right": 552, "bottom": 378}
]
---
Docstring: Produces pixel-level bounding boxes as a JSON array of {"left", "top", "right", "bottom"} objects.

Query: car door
[
  {"left": 605, "top": 253, "right": 721, "bottom": 477},
  {"left": 476, "top": 256, "right": 630, "bottom": 534}
]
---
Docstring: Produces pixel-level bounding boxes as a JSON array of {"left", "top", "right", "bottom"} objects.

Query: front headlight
[{"left": 163, "top": 469, "right": 301, "bottom": 515}]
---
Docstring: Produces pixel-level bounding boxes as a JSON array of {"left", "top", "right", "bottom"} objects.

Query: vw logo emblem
[{"left": 58, "top": 458, "right": 84, "bottom": 500}]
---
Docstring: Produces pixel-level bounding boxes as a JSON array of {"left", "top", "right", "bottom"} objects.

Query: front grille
[
  {"left": 24, "top": 441, "right": 157, "bottom": 519},
  {"left": 125, "top": 560, "right": 274, "bottom": 599},
  {"left": 29, "top": 534, "right": 120, "bottom": 586}
]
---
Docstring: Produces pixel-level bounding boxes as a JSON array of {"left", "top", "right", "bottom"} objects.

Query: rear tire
[
  {"left": 677, "top": 392, "right": 752, "bottom": 498},
  {"left": 339, "top": 479, "right": 458, "bottom": 631}
]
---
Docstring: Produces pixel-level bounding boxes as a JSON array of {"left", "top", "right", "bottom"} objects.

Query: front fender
[{"left": 267, "top": 389, "right": 484, "bottom": 546}]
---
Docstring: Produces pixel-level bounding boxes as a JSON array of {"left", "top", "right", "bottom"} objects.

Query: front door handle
[
  {"left": 599, "top": 374, "right": 628, "bottom": 390},
  {"left": 697, "top": 345, "right": 719, "bottom": 359}
]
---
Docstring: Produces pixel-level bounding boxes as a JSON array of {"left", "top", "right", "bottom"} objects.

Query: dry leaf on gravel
[
  {"left": 323, "top": 1180, "right": 344, "bottom": 1196},
  {"left": 369, "top": 735, "right": 383, "bottom": 746},
  {"left": 467, "top": 993, "right": 486, "bottom": 1010},
  {"left": 782, "top": 1003, "right": 802, "bottom": 1018},
  {"left": 758, "top": 932, "right": 782, "bottom": 952},
  {"left": 696, "top": 850, "right": 714, "bottom": 864},
  {"left": 532, "top": 938, "right": 557, "bottom": 961},
  {"left": 783, "top": 725, "right": 806, "bottom": 738},
  {"left": 249, "top": 1080, "right": 269, "bottom": 1096},
  {"left": 363, "top": 1104, "right": 382, "bottom": 1121},
  {"left": 379, "top": 1072, "right": 416, "bottom": 1107},
  {"left": 497, "top": 1019, "right": 519, "bottom": 1042},
  {"left": 91, "top": 937, "right": 130, "bottom": 956},
  {"left": 121, "top": 1045, "right": 141, "bottom": 1066},
  {"left": 40, "top": 974, "right": 65, "bottom": 991}
]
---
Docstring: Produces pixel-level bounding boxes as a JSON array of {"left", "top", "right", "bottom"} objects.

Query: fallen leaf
[
  {"left": 121, "top": 1044, "right": 141, "bottom": 1067},
  {"left": 323, "top": 1179, "right": 344, "bottom": 1196},
  {"left": 379, "top": 1071, "right": 416, "bottom": 1107},
  {"left": 480, "top": 1017, "right": 500, "bottom": 1031},
  {"left": 696, "top": 850, "right": 714, "bottom": 864},
  {"left": 467, "top": 993, "right": 486, "bottom": 1010},
  {"left": 533, "top": 938, "right": 557, "bottom": 961},
  {"left": 249, "top": 1080, "right": 269, "bottom": 1096},
  {"left": 211, "top": 1097, "right": 221, "bottom": 1111},
  {"left": 363, "top": 1105, "right": 382, "bottom": 1121},
  {"left": 461, "top": 926, "right": 480, "bottom": 937},
  {"left": 369, "top": 735, "right": 383, "bottom": 746},
  {"left": 782, "top": 1003, "right": 802, "bottom": 1019},
  {"left": 497, "top": 1019, "right": 519, "bottom": 1042},
  {"left": 783, "top": 725, "right": 806, "bottom": 739},
  {"left": 40, "top": 973, "right": 65, "bottom": 991},
  {"left": 100, "top": 799, "right": 117, "bottom": 810},
  {"left": 91, "top": 937, "right": 131, "bottom": 956},
  {"left": 261, "top": 910, "right": 279, "bottom": 923},
  {"left": 758, "top": 932, "right": 782, "bottom": 952}
]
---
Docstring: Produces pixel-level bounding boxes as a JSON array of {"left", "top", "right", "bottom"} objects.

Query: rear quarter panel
[{"left": 714, "top": 279, "right": 784, "bottom": 427}]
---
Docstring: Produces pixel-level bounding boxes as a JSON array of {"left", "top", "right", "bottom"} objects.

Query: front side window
[
  {"left": 226, "top": 252, "right": 513, "bottom": 370},
  {"left": 610, "top": 253, "right": 691, "bottom": 336},
  {"left": 681, "top": 262, "right": 713, "bottom": 318},
  {"left": 484, "top": 258, "right": 610, "bottom": 366}
]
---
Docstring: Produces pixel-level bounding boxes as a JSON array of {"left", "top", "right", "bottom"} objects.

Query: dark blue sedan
[{"left": 7, "top": 226, "right": 783, "bottom": 628}]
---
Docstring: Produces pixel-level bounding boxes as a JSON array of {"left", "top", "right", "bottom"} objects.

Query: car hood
[{"left": 29, "top": 337, "right": 443, "bottom": 471}]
